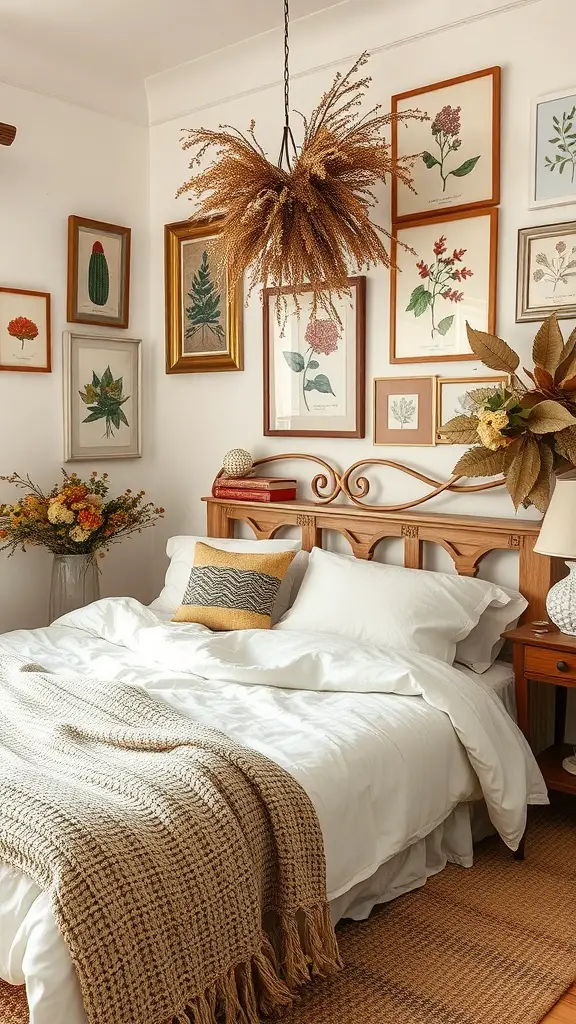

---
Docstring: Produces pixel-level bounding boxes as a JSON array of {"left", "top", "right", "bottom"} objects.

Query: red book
[
  {"left": 213, "top": 486, "right": 297, "bottom": 502},
  {"left": 217, "top": 476, "right": 297, "bottom": 491}
]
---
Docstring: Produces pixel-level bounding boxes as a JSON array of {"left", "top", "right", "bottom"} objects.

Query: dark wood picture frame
[
  {"left": 165, "top": 217, "right": 243, "bottom": 374},
  {"left": 391, "top": 66, "right": 501, "bottom": 224},
  {"left": 263, "top": 276, "right": 366, "bottom": 438},
  {"left": 0, "top": 286, "right": 51, "bottom": 373},
  {"left": 67, "top": 215, "right": 131, "bottom": 329},
  {"left": 390, "top": 207, "right": 498, "bottom": 365}
]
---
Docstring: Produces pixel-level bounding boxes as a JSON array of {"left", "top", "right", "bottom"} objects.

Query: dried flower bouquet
[
  {"left": 177, "top": 53, "right": 427, "bottom": 322},
  {"left": 0, "top": 471, "right": 164, "bottom": 557},
  {"left": 439, "top": 313, "right": 576, "bottom": 511}
]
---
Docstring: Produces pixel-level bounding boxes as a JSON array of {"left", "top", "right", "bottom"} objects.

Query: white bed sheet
[{"left": 0, "top": 612, "right": 521, "bottom": 1024}]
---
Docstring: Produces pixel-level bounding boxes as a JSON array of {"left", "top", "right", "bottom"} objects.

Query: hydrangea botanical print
[
  {"left": 283, "top": 318, "right": 338, "bottom": 411},
  {"left": 7, "top": 316, "right": 39, "bottom": 350},
  {"left": 422, "top": 105, "right": 480, "bottom": 193},
  {"left": 532, "top": 240, "right": 576, "bottom": 293},
  {"left": 544, "top": 106, "right": 576, "bottom": 184},
  {"left": 406, "top": 236, "right": 473, "bottom": 339},
  {"left": 79, "top": 366, "right": 130, "bottom": 439}
]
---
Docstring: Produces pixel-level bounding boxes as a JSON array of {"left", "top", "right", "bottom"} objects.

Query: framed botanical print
[
  {"left": 0, "top": 287, "right": 51, "bottom": 372},
  {"left": 374, "top": 376, "right": 436, "bottom": 446},
  {"left": 165, "top": 217, "right": 243, "bottom": 373},
  {"left": 390, "top": 207, "right": 498, "bottom": 363},
  {"left": 263, "top": 277, "right": 366, "bottom": 437},
  {"left": 530, "top": 90, "right": 576, "bottom": 210},
  {"left": 435, "top": 375, "right": 509, "bottom": 443},
  {"left": 392, "top": 66, "right": 500, "bottom": 222},
  {"left": 517, "top": 221, "right": 576, "bottom": 321},
  {"left": 63, "top": 332, "right": 141, "bottom": 461},
  {"left": 67, "top": 216, "right": 131, "bottom": 329}
]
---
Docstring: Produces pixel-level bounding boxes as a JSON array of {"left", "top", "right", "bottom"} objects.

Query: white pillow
[
  {"left": 455, "top": 586, "right": 527, "bottom": 673},
  {"left": 275, "top": 547, "right": 512, "bottom": 664},
  {"left": 150, "top": 536, "right": 302, "bottom": 625}
]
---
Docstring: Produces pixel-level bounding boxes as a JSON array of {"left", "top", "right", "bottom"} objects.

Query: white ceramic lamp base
[{"left": 546, "top": 560, "right": 576, "bottom": 636}]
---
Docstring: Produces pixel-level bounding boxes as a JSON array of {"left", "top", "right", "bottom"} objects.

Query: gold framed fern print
[{"left": 165, "top": 217, "right": 243, "bottom": 373}]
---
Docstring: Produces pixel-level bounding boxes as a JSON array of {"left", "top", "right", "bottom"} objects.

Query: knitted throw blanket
[{"left": 0, "top": 652, "right": 341, "bottom": 1024}]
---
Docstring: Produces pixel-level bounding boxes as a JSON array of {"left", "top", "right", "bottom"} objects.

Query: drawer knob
[{"left": 557, "top": 660, "right": 570, "bottom": 673}]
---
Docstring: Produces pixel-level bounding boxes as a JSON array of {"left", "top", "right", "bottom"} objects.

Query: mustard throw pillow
[{"left": 172, "top": 542, "right": 296, "bottom": 630}]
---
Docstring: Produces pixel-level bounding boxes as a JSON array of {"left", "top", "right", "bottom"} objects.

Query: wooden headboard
[{"left": 203, "top": 496, "right": 561, "bottom": 622}]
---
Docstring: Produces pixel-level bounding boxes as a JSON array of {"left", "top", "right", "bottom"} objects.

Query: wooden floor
[{"left": 543, "top": 984, "right": 576, "bottom": 1022}]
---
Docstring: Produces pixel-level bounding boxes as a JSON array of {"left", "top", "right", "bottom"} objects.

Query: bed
[{"left": 0, "top": 491, "right": 558, "bottom": 1024}]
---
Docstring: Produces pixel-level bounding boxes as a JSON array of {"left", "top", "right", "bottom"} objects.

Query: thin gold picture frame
[
  {"left": 373, "top": 375, "right": 437, "bottom": 446},
  {"left": 164, "top": 217, "right": 243, "bottom": 374},
  {"left": 435, "top": 374, "right": 509, "bottom": 443}
]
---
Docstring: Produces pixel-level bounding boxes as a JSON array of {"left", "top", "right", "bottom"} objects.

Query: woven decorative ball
[{"left": 222, "top": 448, "right": 253, "bottom": 479}]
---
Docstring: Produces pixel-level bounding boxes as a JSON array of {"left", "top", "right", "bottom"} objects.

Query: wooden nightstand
[{"left": 503, "top": 623, "right": 576, "bottom": 796}]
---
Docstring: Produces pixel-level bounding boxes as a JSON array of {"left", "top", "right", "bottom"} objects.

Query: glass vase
[{"left": 48, "top": 554, "right": 100, "bottom": 623}]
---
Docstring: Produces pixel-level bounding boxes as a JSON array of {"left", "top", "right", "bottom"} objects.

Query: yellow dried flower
[
  {"left": 47, "top": 502, "right": 74, "bottom": 525},
  {"left": 477, "top": 422, "right": 513, "bottom": 451},
  {"left": 479, "top": 409, "right": 509, "bottom": 430},
  {"left": 69, "top": 526, "right": 91, "bottom": 543}
]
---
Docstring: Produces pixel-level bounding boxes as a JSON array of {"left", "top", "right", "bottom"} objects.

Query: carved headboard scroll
[{"left": 204, "top": 495, "right": 560, "bottom": 623}]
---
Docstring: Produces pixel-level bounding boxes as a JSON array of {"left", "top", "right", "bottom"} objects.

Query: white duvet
[{"left": 0, "top": 598, "right": 547, "bottom": 1024}]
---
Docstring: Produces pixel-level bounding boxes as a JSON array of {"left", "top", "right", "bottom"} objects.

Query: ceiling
[{"left": 0, "top": 0, "right": 346, "bottom": 122}]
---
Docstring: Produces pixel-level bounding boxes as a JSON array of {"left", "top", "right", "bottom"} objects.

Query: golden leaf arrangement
[
  {"left": 440, "top": 312, "right": 576, "bottom": 512},
  {"left": 177, "top": 52, "right": 426, "bottom": 321}
]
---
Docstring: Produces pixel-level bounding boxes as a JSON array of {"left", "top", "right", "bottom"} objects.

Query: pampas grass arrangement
[{"left": 177, "top": 52, "right": 426, "bottom": 321}]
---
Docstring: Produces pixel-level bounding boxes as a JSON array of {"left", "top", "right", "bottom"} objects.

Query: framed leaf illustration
[
  {"left": 517, "top": 220, "right": 576, "bottom": 321},
  {"left": 63, "top": 332, "right": 141, "bottom": 460},
  {"left": 67, "top": 216, "right": 131, "bottom": 329},
  {"left": 373, "top": 376, "right": 436, "bottom": 446},
  {"left": 165, "top": 216, "right": 243, "bottom": 373},
  {"left": 392, "top": 67, "right": 501, "bottom": 222},
  {"left": 263, "top": 277, "right": 366, "bottom": 437},
  {"left": 530, "top": 89, "right": 576, "bottom": 210},
  {"left": 390, "top": 208, "right": 498, "bottom": 363}
]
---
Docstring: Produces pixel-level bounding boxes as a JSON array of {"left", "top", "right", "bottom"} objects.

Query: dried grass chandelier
[{"left": 177, "top": 0, "right": 426, "bottom": 320}]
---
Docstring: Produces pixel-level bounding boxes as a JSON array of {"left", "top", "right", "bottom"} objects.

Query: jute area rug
[{"left": 1, "top": 800, "right": 575, "bottom": 1024}]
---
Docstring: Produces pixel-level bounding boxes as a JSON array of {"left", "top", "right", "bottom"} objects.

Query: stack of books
[{"left": 212, "top": 476, "right": 297, "bottom": 503}]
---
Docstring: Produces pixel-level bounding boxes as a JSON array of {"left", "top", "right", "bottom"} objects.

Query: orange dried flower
[{"left": 77, "top": 507, "right": 104, "bottom": 532}]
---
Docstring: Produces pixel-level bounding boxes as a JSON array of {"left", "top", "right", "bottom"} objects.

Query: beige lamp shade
[{"left": 534, "top": 475, "right": 576, "bottom": 558}]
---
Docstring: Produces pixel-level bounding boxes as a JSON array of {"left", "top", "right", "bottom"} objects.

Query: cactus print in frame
[{"left": 67, "top": 216, "right": 131, "bottom": 329}]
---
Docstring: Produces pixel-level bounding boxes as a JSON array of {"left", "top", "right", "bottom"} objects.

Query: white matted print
[
  {"left": 392, "top": 67, "right": 500, "bottom": 221},
  {"left": 63, "top": 332, "right": 141, "bottom": 461},
  {"left": 391, "top": 208, "right": 498, "bottom": 363},
  {"left": 436, "top": 375, "right": 508, "bottom": 443},
  {"left": 263, "top": 278, "right": 365, "bottom": 437},
  {"left": 531, "top": 90, "right": 576, "bottom": 210},
  {"left": 0, "top": 288, "right": 51, "bottom": 372},
  {"left": 388, "top": 393, "right": 419, "bottom": 430},
  {"left": 517, "top": 221, "right": 576, "bottom": 321}
]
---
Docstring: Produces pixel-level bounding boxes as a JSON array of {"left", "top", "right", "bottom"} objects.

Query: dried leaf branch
[{"left": 439, "top": 313, "right": 576, "bottom": 511}]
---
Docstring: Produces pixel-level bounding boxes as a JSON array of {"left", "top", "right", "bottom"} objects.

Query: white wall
[
  {"left": 147, "top": 0, "right": 575, "bottom": 555},
  {"left": 0, "top": 82, "right": 157, "bottom": 632}
]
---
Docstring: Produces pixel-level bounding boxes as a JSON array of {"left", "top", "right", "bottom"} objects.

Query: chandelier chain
[{"left": 283, "top": 0, "right": 290, "bottom": 127}]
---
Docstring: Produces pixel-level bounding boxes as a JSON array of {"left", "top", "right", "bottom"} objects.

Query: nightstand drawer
[{"left": 525, "top": 645, "right": 576, "bottom": 682}]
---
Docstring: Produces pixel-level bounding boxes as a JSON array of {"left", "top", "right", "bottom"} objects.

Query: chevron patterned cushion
[{"left": 172, "top": 542, "right": 296, "bottom": 630}]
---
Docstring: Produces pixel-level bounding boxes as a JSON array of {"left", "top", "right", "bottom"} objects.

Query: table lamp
[{"left": 534, "top": 475, "right": 576, "bottom": 635}]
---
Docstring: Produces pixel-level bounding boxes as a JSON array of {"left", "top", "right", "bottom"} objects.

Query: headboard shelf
[{"left": 203, "top": 496, "right": 562, "bottom": 622}]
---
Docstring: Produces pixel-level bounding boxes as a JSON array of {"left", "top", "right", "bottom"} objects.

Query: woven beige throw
[{"left": 0, "top": 652, "right": 341, "bottom": 1024}]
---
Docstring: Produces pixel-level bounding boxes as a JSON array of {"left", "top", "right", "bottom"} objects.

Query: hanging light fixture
[{"left": 177, "top": 1, "right": 425, "bottom": 320}]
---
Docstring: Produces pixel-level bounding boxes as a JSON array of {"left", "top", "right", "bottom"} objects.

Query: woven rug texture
[{"left": 1, "top": 800, "right": 575, "bottom": 1024}]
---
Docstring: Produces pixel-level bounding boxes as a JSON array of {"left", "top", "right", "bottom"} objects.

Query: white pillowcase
[
  {"left": 275, "top": 546, "right": 513, "bottom": 665},
  {"left": 455, "top": 586, "right": 527, "bottom": 673},
  {"left": 150, "top": 536, "right": 303, "bottom": 625}
]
